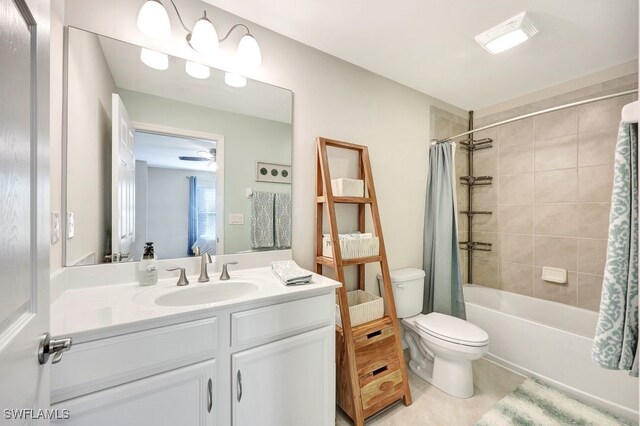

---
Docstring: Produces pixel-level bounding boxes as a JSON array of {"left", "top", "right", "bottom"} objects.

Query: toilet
[{"left": 378, "top": 268, "right": 489, "bottom": 399}]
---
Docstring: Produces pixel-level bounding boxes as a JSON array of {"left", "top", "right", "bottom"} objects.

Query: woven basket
[{"left": 336, "top": 290, "right": 384, "bottom": 327}]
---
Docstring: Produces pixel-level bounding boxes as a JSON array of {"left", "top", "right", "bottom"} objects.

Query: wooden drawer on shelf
[
  {"left": 353, "top": 318, "right": 398, "bottom": 378},
  {"left": 360, "top": 362, "right": 404, "bottom": 412}
]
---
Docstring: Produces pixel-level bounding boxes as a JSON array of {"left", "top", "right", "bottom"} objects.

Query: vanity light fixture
[
  {"left": 136, "top": 1, "right": 262, "bottom": 71},
  {"left": 224, "top": 72, "right": 247, "bottom": 88},
  {"left": 475, "top": 11, "right": 538, "bottom": 54},
  {"left": 137, "top": 0, "right": 172, "bottom": 41},
  {"left": 140, "top": 48, "right": 169, "bottom": 70},
  {"left": 185, "top": 60, "right": 210, "bottom": 79}
]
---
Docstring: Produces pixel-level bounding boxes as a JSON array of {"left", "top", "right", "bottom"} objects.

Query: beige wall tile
[
  {"left": 577, "top": 273, "right": 604, "bottom": 311},
  {"left": 498, "top": 204, "right": 534, "bottom": 234},
  {"left": 472, "top": 180, "right": 498, "bottom": 206},
  {"left": 499, "top": 144, "right": 533, "bottom": 175},
  {"left": 578, "top": 203, "right": 611, "bottom": 238},
  {"left": 578, "top": 95, "right": 634, "bottom": 132},
  {"left": 499, "top": 263, "right": 534, "bottom": 296},
  {"left": 434, "top": 116, "right": 453, "bottom": 140},
  {"left": 499, "top": 174, "right": 534, "bottom": 204},
  {"left": 577, "top": 238, "right": 607, "bottom": 276},
  {"left": 534, "top": 268, "right": 577, "bottom": 306},
  {"left": 578, "top": 165, "right": 614, "bottom": 202},
  {"left": 534, "top": 107, "right": 578, "bottom": 140},
  {"left": 499, "top": 233, "right": 534, "bottom": 265},
  {"left": 498, "top": 118, "right": 533, "bottom": 147},
  {"left": 534, "top": 135, "right": 577, "bottom": 172},
  {"left": 468, "top": 206, "right": 497, "bottom": 232},
  {"left": 472, "top": 232, "right": 499, "bottom": 260},
  {"left": 472, "top": 148, "right": 497, "bottom": 176},
  {"left": 578, "top": 128, "right": 618, "bottom": 167},
  {"left": 534, "top": 204, "right": 578, "bottom": 237},
  {"left": 534, "top": 236, "right": 578, "bottom": 271},
  {"left": 471, "top": 258, "right": 498, "bottom": 287},
  {"left": 534, "top": 169, "right": 578, "bottom": 203}
]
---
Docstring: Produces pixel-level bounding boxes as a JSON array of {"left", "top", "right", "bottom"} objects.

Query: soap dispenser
[{"left": 139, "top": 242, "right": 158, "bottom": 286}]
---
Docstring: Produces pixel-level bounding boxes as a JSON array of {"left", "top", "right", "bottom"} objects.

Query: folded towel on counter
[
  {"left": 271, "top": 260, "right": 313, "bottom": 285},
  {"left": 251, "top": 191, "right": 275, "bottom": 249}
]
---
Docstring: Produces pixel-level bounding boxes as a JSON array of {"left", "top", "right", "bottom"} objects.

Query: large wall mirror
[{"left": 64, "top": 27, "right": 293, "bottom": 266}]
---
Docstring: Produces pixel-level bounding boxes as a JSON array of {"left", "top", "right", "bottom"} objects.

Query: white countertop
[{"left": 51, "top": 266, "right": 340, "bottom": 343}]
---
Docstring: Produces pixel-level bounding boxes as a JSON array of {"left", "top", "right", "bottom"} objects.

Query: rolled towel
[{"left": 271, "top": 260, "right": 313, "bottom": 286}]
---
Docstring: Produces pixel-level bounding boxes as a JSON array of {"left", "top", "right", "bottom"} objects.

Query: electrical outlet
[
  {"left": 51, "top": 212, "right": 60, "bottom": 244},
  {"left": 229, "top": 213, "right": 244, "bottom": 225},
  {"left": 67, "top": 212, "right": 75, "bottom": 239}
]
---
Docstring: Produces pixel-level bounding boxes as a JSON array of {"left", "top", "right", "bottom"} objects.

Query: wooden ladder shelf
[{"left": 315, "top": 137, "right": 412, "bottom": 425}]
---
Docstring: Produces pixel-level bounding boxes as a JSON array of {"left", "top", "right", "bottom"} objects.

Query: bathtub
[{"left": 464, "top": 285, "right": 639, "bottom": 422}]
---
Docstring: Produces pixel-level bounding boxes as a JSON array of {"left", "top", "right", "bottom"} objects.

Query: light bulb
[
  {"left": 188, "top": 12, "right": 219, "bottom": 56},
  {"left": 224, "top": 72, "right": 246, "bottom": 88},
  {"left": 237, "top": 34, "right": 262, "bottom": 68},
  {"left": 140, "top": 48, "right": 168, "bottom": 70},
  {"left": 185, "top": 61, "right": 210, "bottom": 79},
  {"left": 137, "top": 0, "right": 171, "bottom": 41}
]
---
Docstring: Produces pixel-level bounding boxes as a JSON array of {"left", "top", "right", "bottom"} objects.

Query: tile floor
[{"left": 336, "top": 358, "right": 525, "bottom": 426}]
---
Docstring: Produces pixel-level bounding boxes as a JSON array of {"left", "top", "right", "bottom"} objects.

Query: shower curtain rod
[{"left": 436, "top": 88, "right": 638, "bottom": 143}]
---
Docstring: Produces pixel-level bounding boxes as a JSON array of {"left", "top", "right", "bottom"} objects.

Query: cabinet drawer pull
[
  {"left": 372, "top": 365, "right": 388, "bottom": 376},
  {"left": 237, "top": 370, "right": 243, "bottom": 402},
  {"left": 207, "top": 378, "right": 213, "bottom": 413}
]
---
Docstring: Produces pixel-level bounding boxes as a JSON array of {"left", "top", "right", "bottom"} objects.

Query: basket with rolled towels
[
  {"left": 271, "top": 260, "right": 313, "bottom": 285},
  {"left": 322, "top": 232, "right": 380, "bottom": 259}
]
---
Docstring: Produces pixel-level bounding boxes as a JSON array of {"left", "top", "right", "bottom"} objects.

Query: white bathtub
[{"left": 464, "top": 285, "right": 639, "bottom": 422}]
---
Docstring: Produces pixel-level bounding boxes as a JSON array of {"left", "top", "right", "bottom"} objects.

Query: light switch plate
[
  {"left": 229, "top": 213, "right": 245, "bottom": 225},
  {"left": 67, "top": 212, "right": 75, "bottom": 239},
  {"left": 51, "top": 212, "right": 60, "bottom": 244}
]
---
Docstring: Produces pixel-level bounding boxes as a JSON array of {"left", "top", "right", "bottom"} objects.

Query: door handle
[
  {"left": 207, "top": 378, "right": 213, "bottom": 413},
  {"left": 38, "top": 332, "right": 72, "bottom": 365},
  {"left": 236, "top": 370, "right": 242, "bottom": 402}
]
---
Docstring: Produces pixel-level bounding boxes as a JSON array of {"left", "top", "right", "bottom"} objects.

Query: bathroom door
[
  {"left": 0, "top": 0, "right": 51, "bottom": 417},
  {"left": 111, "top": 94, "right": 136, "bottom": 261}
]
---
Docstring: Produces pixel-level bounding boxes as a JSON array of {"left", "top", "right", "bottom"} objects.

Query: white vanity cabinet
[
  {"left": 50, "top": 291, "right": 336, "bottom": 426},
  {"left": 232, "top": 326, "right": 334, "bottom": 426},
  {"left": 53, "top": 360, "right": 216, "bottom": 426}
]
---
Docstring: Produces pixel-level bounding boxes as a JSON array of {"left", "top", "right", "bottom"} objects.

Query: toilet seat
[{"left": 415, "top": 313, "right": 489, "bottom": 347}]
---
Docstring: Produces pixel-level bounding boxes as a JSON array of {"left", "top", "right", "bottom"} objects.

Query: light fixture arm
[
  {"left": 218, "top": 23, "right": 252, "bottom": 42},
  {"left": 166, "top": 0, "right": 192, "bottom": 33}
]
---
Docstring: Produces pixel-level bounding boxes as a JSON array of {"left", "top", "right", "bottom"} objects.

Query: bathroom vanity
[{"left": 49, "top": 266, "right": 340, "bottom": 425}]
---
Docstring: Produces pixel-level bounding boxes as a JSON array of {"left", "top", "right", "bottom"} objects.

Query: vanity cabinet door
[
  {"left": 52, "top": 360, "right": 216, "bottom": 426},
  {"left": 232, "top": 326, "right": 334, "bottom": 426}
]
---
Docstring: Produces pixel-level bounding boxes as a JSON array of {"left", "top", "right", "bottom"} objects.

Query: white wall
[
  {"left": 51, "top": 0, "right": 466, "bottom": 294},
  {"left": 118, "top": 89, "right": 291, "bottom": 254},
  {"left": 65, "top": 29, "right": 115, "bottom": 265}
]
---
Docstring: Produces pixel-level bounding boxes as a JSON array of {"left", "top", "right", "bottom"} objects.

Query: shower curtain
[
  {"left": 592, "top": 122, "right": 638, "bottom": 377},
  {"left": 188, "top": 176, "right": 198, "bottom": 256},
  {"left": 423, "top": 142, "right": 466, "bottom": 319}
]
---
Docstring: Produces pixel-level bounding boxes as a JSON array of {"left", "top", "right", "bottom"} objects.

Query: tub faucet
[
  {"left": 198, "top": 252, "right": 212, "bottom": 283},
  {"left": 220, "top": 262, "right": 238, "bottom": 281}
]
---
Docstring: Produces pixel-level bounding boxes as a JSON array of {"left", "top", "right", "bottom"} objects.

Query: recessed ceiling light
[{"left": 475, "top": 12, "right": 538, "bottom": 54}]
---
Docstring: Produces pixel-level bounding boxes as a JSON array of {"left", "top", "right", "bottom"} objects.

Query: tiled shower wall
[{"left": 431, "top": 73, "right": 637, "bottom": 311}]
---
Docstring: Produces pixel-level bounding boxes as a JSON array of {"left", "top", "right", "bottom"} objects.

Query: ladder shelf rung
[
  {"left": 335, "top": 315, "right": 392, "bottom": 336},
  {"left": 317, "top": 196, "right": 373, "bottom": 204},
  {"left": 317, "top": 255, "right": 382, "bottom": 267}
]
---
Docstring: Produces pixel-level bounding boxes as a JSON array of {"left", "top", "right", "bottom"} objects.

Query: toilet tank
[{"left": 377, "top": 268, "right": 426, "bottom": 318}]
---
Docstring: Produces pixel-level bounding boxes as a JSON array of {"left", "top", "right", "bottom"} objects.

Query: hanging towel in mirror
[
  {"left": 251, "top": 191, "right": 275, "bottom": 249},
  {"left": 274, "top": 192, "right": 292, "bottom": 249},
  {"left": 592, "top": 122, "right": 638, "bottom": 377}
]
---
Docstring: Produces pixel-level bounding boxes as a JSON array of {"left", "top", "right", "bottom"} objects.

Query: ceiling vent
[{"left": 475, "top": 12, "right": 538, "bottom": 54}]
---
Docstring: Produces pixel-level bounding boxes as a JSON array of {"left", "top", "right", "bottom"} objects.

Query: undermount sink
[{"left": 154, "top": 281, "right": 260, "bottom": 306}]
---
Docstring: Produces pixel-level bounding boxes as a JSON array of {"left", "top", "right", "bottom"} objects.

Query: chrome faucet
[
  {"left": 220, "top": 262, "right": 238, "bottom": 281},
  {"left": 198, "top": 252, "right": 212, "bottom": 282}
]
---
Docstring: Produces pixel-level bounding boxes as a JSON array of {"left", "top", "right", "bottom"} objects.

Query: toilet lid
[{"left": 416, "top": 313, "right": 489, "bottom": 347}]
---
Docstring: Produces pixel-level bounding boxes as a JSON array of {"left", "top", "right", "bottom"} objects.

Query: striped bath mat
[{"left": 474, "top": 378, "right": 632, "bottom": 426}]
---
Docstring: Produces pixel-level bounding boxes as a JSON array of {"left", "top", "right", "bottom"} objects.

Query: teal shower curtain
[
  {"left": 592, "top": 122, "right": 639, "bottom": 376},
  {"left": 423, "top": 142, "right": 466, "bottom": 319}
]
